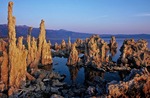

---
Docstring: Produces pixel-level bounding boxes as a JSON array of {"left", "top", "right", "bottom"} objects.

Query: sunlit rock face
[
  {"left": 0, "top": 40, "right": 8, "bottom": 91},
  {"left": 41, "top": 39, "right": 53, "bottom": 65},
  {"left": 61, "top": 39, "right": 66, "bottom": 50},
  {"left": 118, "top": 39, "right": 150, "bottom": 67},
  {"left": 30, "top": 20, "right": 53, "bottom": 68},
  {"left": 109, "top": 36, "right": 118, "bottom": 56},
  {"left": 84, "top": 35, "right": 109, "bottom": 68},
  {"left": 8, "top": 1, "right": 28, "bottom": 95},
  {"left": 107, "top": 68, "right": 150, "bottom": 98},
  {"left": 27, "top": 27, "right": 33, "bottom": 65},
  {"left": 67, "top": 43, "right": 79, "bottom": 66}
]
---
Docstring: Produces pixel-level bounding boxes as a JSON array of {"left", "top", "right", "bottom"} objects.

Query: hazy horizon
[{"left": 1, "top": 0, "right": 150, "bottom": 34}]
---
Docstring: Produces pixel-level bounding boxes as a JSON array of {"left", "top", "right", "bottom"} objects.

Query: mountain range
[{"left": 0, "top": 24, "right": 150, "bottom": 44}]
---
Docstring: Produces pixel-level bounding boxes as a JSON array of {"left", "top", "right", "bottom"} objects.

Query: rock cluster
[
  {"left": 0, "top": 1, "right": 53, "bottom": 96},
  {"left": 118, "top": 39, "right": 150, "bottom": 67},
  {"left": 84, "top": 35, "right": 109, "bottom": 68},
  {"left": 1, "top": 1, "right": 150, "bottom": 98},
  {"left": 107, "top": 68, "right": 150, "bottom": 98}
]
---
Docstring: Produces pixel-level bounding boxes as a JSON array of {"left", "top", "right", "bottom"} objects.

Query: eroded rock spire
[{"left": 8, "top": 2, "right": 28, "bottom": 95}]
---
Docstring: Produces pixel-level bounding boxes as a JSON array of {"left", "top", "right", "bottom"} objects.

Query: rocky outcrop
[
  {"left": 8, "top": 1, "right": 28, "bottom": 95},
  {"left": 118, "top": 39, "right": 150, "bottom": 67},
  {"left": 109, "top": 36, "right": 118, "bottom": 56},
  {"left": 30, "top": 20, "right": 53, "bottom": 67},
  {"left": 67, "top": 43, "right": 79, "bottom": 66},
  {"left": 107, "top": 68, "right": 150, "bottom": 98},
  {"left": 84, "top": 35, "right": 109, "bottom": 68}
]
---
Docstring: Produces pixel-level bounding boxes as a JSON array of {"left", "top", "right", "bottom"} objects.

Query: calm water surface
[{"left": 52, "top": 38, "right": 150, "bottom": 84}]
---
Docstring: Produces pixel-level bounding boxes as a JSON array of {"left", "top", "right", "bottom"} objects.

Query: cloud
[{"left": 135, "top": 13, "right": 150, "bottom": 17}]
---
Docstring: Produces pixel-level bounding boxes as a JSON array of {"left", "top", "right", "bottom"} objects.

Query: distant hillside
[{"left": 0, "top": 24, "right": 150, "bottom": 44}]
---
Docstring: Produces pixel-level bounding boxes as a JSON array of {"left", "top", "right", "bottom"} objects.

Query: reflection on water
[
  {"left": 53, "top": 57, "right": 84, "bottom": 84},
  {"left": 68, "top": 66, "right": 79, "bottom": 84},
  {"left": 52, "top": 38, "right": 150, "bottom": 84},
  {"left": 84, "top": 67, "right": 104, "bottom": 84}
]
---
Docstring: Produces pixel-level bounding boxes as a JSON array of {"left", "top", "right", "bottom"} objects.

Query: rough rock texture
[
  {"left": 40, "top": 21, "right": 52, "bottom": 65},
  {"left": 67, "top": 43, "right": 79, "bottom": 66},
  {"left": 41, "top": 39, "right": 52, "bottom": 65},
  {"left": 30, "top": 20, "right": 52, "bottom": 67},
  {"left": 84, "top": 35, "right": 109, "bottom": 68},
  {"left": 8, "top": 1, "right": 28, "bottom": 95},
  {"left": 0, "top": 40, "right": 8, "bottom": 91},
  {"left": 107, "top": 68, "right": 150, "bottom": 98},
  {"left": 118, "top": 39, "right": 150, "bottom": 67},
  {"left": 109, "top": 36, "right": 118, "bottom": 56},
  {"left": 27, "top": 27, "right": 33, "bottom": 65}
]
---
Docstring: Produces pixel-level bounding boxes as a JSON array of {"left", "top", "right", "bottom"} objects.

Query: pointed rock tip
[{"left": 9, "top": 1, "right": 13, "bottom": 6}]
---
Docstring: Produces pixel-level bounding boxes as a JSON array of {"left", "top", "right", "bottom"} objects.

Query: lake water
[{"left": 52, "top": 38, "right": 150, "bottom": 84}]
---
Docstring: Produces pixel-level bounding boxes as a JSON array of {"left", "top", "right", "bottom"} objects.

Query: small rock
[{"left": 50, "top": 94, "right": 64, "bottom": 98}]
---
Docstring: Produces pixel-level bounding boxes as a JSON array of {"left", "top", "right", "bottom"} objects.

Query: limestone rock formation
[
  {"left": 27, "top": 27, "right": 33, "bottom": 65},
  {"left": 0, "top": 40, "right": 8, "bottom": 91},
  {"left": 67, "top": 43, "right": 79, "bottom": 66},
  {"left": 40, "top": 21, "right": 53, "bottom": 65},
  {"left": 109, "top": 36, "right": 118, "bottom": 56},
  {"left": 61, "top": 39, "right": 66, "bottom": 49},
  {"left": 118, "top": 39, "right": 150, "bottom": 67},
  {"left": 41, "top": 39, "right": 53, "bottom": 65},
  {"left": 30, "top": 20, "right": 52, "bottom": 67},
  {"left": 107, "top": 68, "right": 150, "bottom": 98},
  {"left": 8, "top": 1, "right": 28, "bottom": 95},
  {"left": 84, "top": 35, "right": 109, "bottom": 68}
]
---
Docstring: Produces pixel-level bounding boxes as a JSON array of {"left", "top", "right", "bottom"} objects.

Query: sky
[{"left": 0, "top": 0, "right": 150, "bottom": 34}]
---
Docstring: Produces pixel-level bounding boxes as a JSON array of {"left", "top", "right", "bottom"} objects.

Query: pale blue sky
[{"left": 0, "top": 0, "right": 150, "bottom": 34}]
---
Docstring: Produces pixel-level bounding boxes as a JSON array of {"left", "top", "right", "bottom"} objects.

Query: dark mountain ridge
[{"left": 0, "top": 24, "right": 150, "bottom": 44}]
